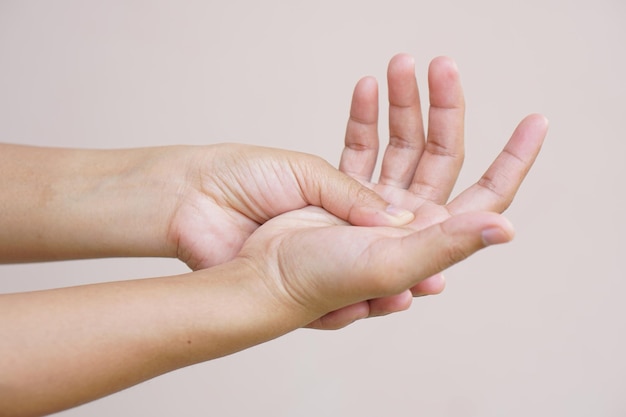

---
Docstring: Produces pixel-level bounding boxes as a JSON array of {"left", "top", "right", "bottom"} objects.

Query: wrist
[
  {"left": 161, "top": 259, "right": 313, "bottom": 364},
  {"left": 0, "top": 258, "right": 308, "bottom": 415}
]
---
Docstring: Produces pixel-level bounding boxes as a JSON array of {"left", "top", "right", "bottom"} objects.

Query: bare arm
[
  {"left": 0, "top": 54, "right": 547, "bottom": 416},
  {"left": 0, "top": 208, "right": 513, "bottom": 417},
  {"left": 0, "top": 143, "right": 409, "bottom": 264},
  {"left": 0, "top": 144, "right": 178, "bottom": 262},
  {"left": 0, "top": 261, "right": 297, "bottom": 416}
]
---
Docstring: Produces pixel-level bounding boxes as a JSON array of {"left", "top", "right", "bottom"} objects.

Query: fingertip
[
  {"left": 368, "top": 290, "right": 414, "bottom": 318},
  {"left": 481, "top": 216, "right": 515, "bottom": 246},
  {"left": 390, "top": 52, "right": 415, "bottom": 65},
  {"left": 306, "top": 302, "right": 371, "bottom": 330},
  {"left": 429, "top": 57, "right": 461, "bottom": 85},
  {"left": 428, "top": 56, "right": 464, "bottom": 107},
  {"left": 384, "top": 205, "right": 416, "bottom": 225},
  {"left": 529, "top": 113, "right": 550, "bottom": 135},
  {"left": 397, "top": 290, "right": 414, "bottom": 311},
  {"left": 511, "top": 113, "right": 548, "bottom": 154},
  {"left": 349, "top": 76, "right": 379, "bottom": 125},
  {"left": 386, "top": 290, "right": 414, "bottom": 314},
  {"left": 411, "top": 272, "right": 447, "bottom": 296},
  {"left": 388, "top": 53, "right": 416, "bottom": 76},
  {"left": 354, "top": 75, "right": 378, "bottom": 93},
  {"left": 522, "top": 113, "right": 549, "bottom": 126},
  {"left": 430, "top": 55, "right": 459, "bottom": 72},
  {"left": 350, "top": 204, "right": 414, "bottom": 227}
]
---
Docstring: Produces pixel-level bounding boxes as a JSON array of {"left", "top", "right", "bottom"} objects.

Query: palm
[
  {"left": 169, "top": 145, "right": 291, "bottom": 270},
  {"left": 236, "top": 196, "right": 513, "bottom": 332},
  {"left": 238, "top": 205, "right": 415, "bottom": 308},
  {"left": 169, "top": 144, "right": 391, "bottom": 271}
]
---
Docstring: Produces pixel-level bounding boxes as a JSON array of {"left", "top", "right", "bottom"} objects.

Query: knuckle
[{"left": 441, "top": 242, "right": 473, "bottom": 268}]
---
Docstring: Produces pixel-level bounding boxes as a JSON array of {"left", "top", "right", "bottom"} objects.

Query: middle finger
[{"left": 379, "top": 53, "right": 426, "bottom": 189}]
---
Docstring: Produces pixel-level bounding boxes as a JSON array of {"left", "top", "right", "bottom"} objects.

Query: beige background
[{"left": 1, "top": 1, "right": 625, "bottom": 416}]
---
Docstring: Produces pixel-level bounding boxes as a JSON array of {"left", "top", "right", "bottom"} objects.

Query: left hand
[{"left": 165, "top": 144, "right": 414, "bottom": 270}]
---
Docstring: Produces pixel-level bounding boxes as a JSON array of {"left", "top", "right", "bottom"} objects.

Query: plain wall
[{"left": 1, "top": 1, "right": 625, "bottom": 416}]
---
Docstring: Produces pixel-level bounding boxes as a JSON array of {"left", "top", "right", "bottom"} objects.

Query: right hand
[{"left": 280, "top": 54, "right": 547, "bottom": 329}]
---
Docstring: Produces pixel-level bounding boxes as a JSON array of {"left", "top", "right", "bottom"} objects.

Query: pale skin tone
[{"left": 0, "top": 54, "right": 547, "bottom": 416}]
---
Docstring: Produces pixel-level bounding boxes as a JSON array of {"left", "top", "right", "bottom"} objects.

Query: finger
[
  {"left": 367, "top": 290, "right": 413, "bottom": 317},
  {"left": 358, "top": 212, "right": 514, "bottom": 299},
  {"left": 410, "top": 272, "right": 446, "bottom": 296},
  {"left": 298, "top": 158, "right": 415, "bottom": 227},
  {"left": 305, "top": 291, "right": 413, "bottom": 330},
  {"left": 305, "top": 301, "right": 370, "bottom": 330},
  {"left": 409, "top": 56, "right": 465, "bottom": 203},
  {"left": 379, "top": 53, "right": 426, "bottom": 188},
  {"left": 340, "top": 76, "right": 380, "bottom": 182},
  {"left": 447, "top": 114, "right": 548, "bottom": 214}
]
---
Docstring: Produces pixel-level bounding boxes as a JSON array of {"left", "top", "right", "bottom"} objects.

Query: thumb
[
  {"left": 358, "top": 212, "right": 515, "bottom": 299},
  {"left": 296, "top": 158, "right": 414, "bottom": 227}
]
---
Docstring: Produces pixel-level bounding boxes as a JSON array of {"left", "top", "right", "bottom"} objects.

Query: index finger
[{"left": 447, "top": 114, "right": 548, "bottom": 214}]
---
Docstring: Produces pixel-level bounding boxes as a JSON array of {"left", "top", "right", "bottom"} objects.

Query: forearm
[
  {"left": 0, "top": 144, "right": 183, "bottom": 262},
  {"left": 0, "top": 261, "right": 301, "bottom": 417}
]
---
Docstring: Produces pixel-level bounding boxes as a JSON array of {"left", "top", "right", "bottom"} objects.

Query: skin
[
  {"left": 312, "top": 54, "right": 547, "bottom": 328},
  {"left": 0, "top": 144, "right": 413, "bottom": 266},
  {"left": 0, "top": 55, "right": 548, "bottom": 416}
]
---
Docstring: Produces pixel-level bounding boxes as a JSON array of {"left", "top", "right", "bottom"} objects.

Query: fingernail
[
  {"left": 385, "top": 205, "right": 414, "bottom": 221},
  {"left": 481, "top": 227, "right": 511, "bottom": 246}
]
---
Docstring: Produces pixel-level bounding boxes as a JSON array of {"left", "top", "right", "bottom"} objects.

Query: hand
[
  {"left": 238, "top": 54, "right": 548, "bottom": 329},
  {"left": 166, "top": 144, "right": 414, "bottom": 270}
]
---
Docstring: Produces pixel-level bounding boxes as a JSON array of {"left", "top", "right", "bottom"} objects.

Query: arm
[
  {"left": 0, "top": 143, "right": 412, "bottom": 265},
  {"left": 0, "top": 262, "right": 293, "bottom": 416},
  {"left": 0, "top": 209, "right": 511, "bottom": 417},
  {"left": 0, "top": 144, "right": 177, "bottom": 262},
  {"left": 0, "top": 54, "right": 547, "bottom": 416},
  {"left": 0, "top": 110, "right": 547, "bottom": 417}
]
